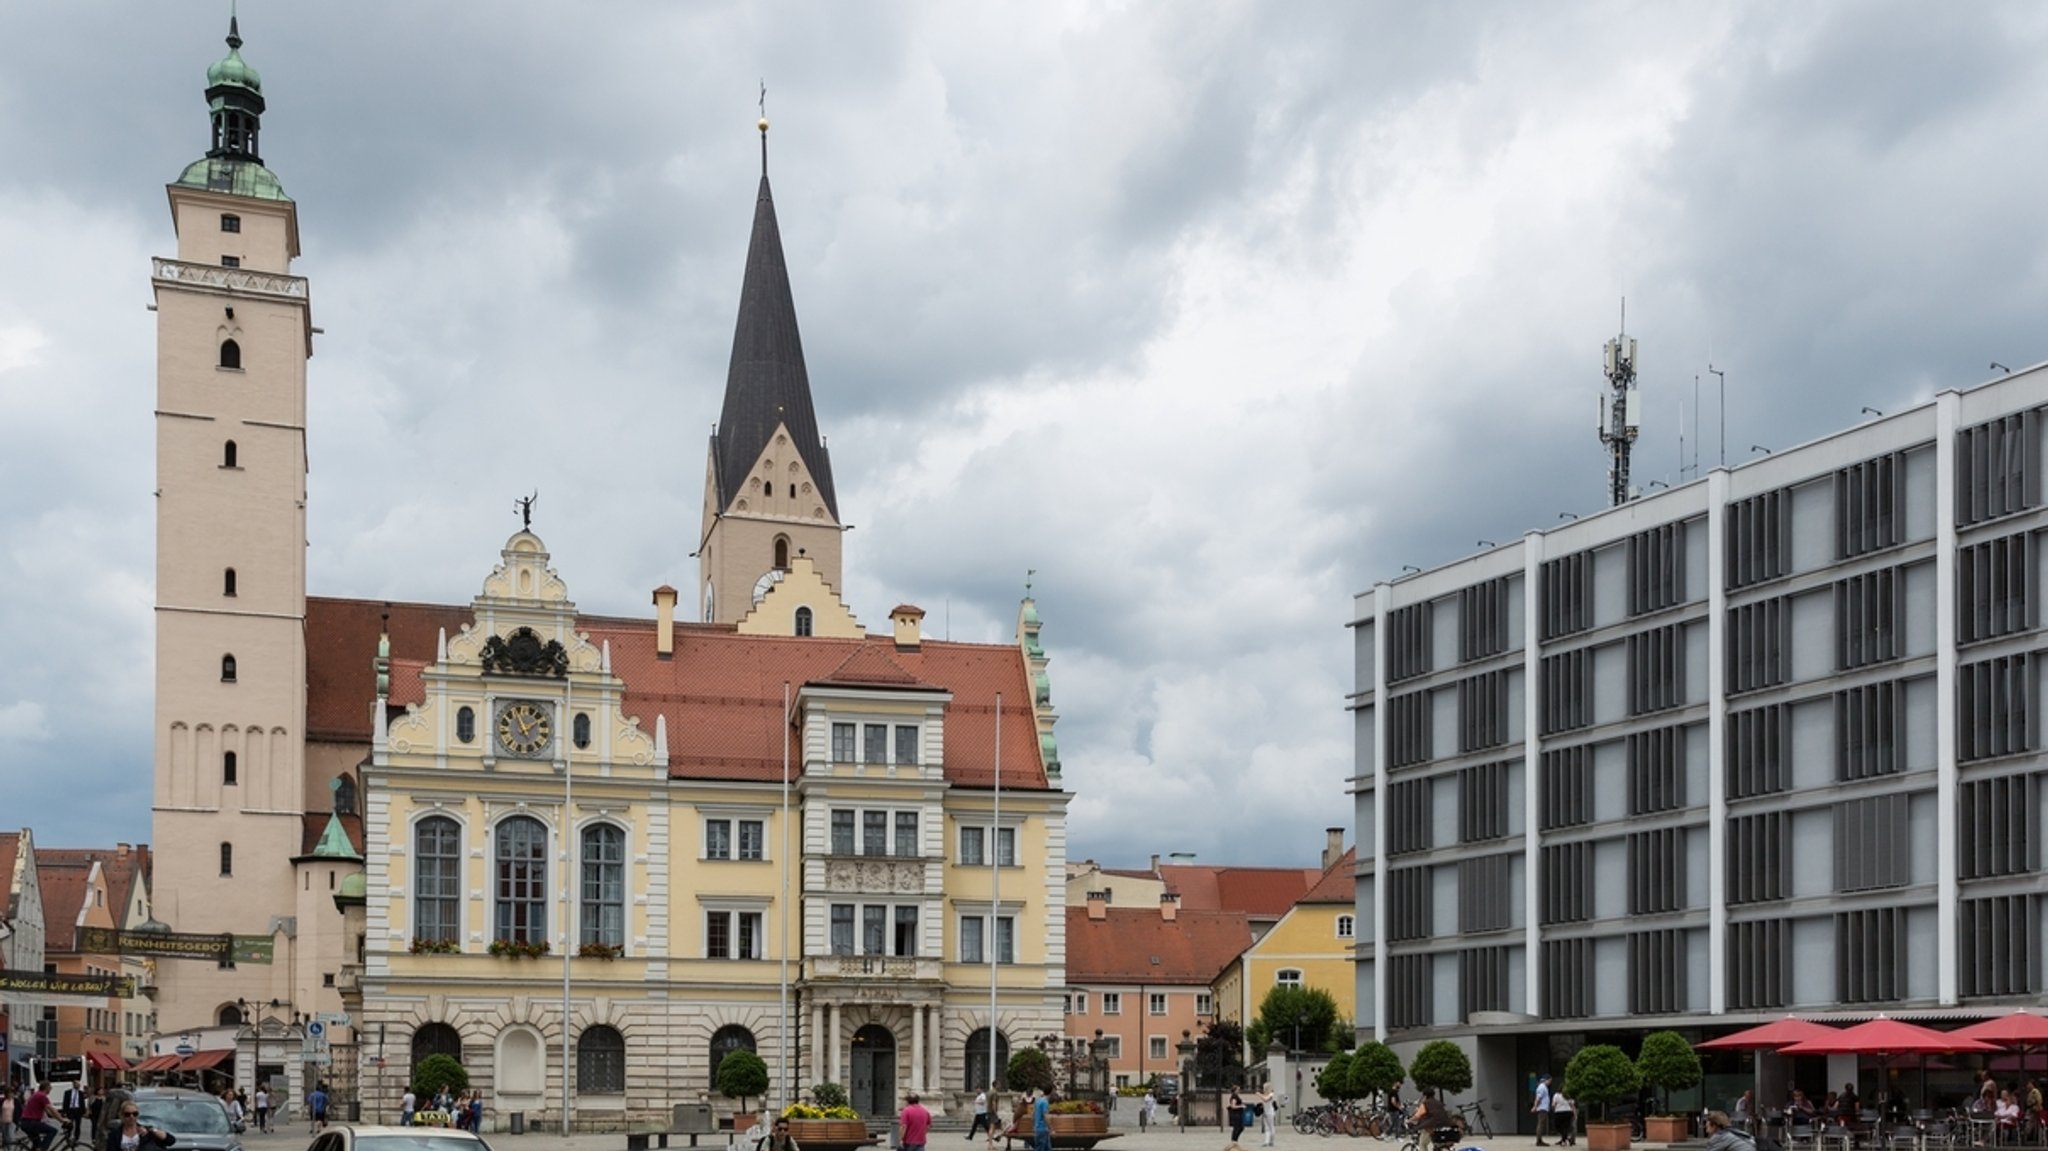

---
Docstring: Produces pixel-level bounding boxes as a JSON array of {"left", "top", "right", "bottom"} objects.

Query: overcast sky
[{"left": 5, "top": 3, "right": 2048, "bottom": 868}]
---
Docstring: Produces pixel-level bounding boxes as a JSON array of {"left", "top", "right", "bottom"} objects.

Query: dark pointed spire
[
  {"left": 713, "top": 159, "right": 840, "bottom": 521},
  {"left": 227, "top": 13, "right": 242, "bottom": 50}
]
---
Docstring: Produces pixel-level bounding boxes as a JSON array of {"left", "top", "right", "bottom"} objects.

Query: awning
[
  {"left": 134, "top": 1055, "right": 182, "bottom": 1073},
  {"left": 85, "top": 1052, "right": 127, "bottom": 1071},
  {"left": 179, "top": 1050, "right": 232, "bottom": 1071}
]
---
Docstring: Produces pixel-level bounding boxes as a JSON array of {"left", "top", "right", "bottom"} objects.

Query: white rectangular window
[
  {"left": 1149, "top": 993, "right": 1167, "bottom": 1015},
  {"left": 1073, "top": 992, "right": 1088, "bottom": 1015},
  {"left": 1097, "top": 1036, "right": 1122, "bottom": 1058},
  {"left": 894, "top": 724, "right": 920, "bottom": 764},
  {"left": 832, "top": 723, "right": 857, "bottom": 763},
  {"left": 1149, "top": 1036, "right": 1168, "bottom": 1060},
  {"left": 863, "top": 811, "right": 888, "bottom": 856},
  {"left": 959, "top": 914, "right": 1015, "bottom": 964},
  {"left": 863, "top": 905, "right": 887, "bottom": 955},
  {"left": 737, "top": 820, "right": 765, "bottom": 860},
  {"left": 894, "top": 812, "right": 919, "bottom": 857},
  {"left": 1102, "top": 992, "right": 1122, "bottom": 1015},
  {"left": 831, "top": 904, "right": 855, "bottom": 955},
  {"left": 705, "top": 910, "right": 763, "bottom": 960},
  {"left": 705, "top": 819, "right": 733, "bottom": 860},
  {"left": 961, "top": 915, "right": 985, "bottom": 963},
  {"left": 960, "top": 826, "right": 986, "bottom": 866},
  {"left": 1196, "top": 993, "right": 1213, "bottom": 1016},
  {"left": 996, "top": 827, "right": 1016, "bottom": 866},
  {"left": 863, "top": 724, "right": 889, "bottom": 764},
  {"left": 831, "top": 810, "right": 855, "bottom": 855}
]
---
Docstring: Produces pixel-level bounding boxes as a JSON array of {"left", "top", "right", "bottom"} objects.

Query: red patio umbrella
[
  {"left": 1776, "top": 1018, "right": 2001, "bottom": 1057},
  {"left": 1699, "top": 1019, "right": 1845, "bottom": 1051},
  {"left": 1952, "top": 1010, "right": 2048, "bottom": 1050}
]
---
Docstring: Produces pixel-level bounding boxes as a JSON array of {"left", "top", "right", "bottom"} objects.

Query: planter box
[
  {"left": 786, "top": 1118, "right": 872, "bottom": 1150},
  {"left": 1046, "top": 1116, "right": 1108, "bottom": 1137},
  {"left": 1586, "top": 1122, "right": 1633, "bottom": 1151},
  {"left": 1644, "top": 1116, "right": 1690, "bottom": 1143}
]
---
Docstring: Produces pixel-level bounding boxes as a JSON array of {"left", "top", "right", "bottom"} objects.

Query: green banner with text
[{"left": 76, "top": 926, "right": 232, "bottom": 961}]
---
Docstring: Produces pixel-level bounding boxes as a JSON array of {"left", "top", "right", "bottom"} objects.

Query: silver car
[
  {"left": 128, "top": 1088, "right": 244, "bottom": 1151},
  {"left": 308, "top": 1126, "right": 496, "bottom": 1151}
]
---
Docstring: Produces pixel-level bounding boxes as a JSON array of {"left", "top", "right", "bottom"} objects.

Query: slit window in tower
[
  {"left": 222, "top": 440, "right": 238, "bottom": 468},
  {"left": 219, "top": 842, "right": 233, "bottom": 877},
  {"left": 573, "top": 712, "right": 591, "bottom": 749},
  {"left": 221, "top": 653, "right": 237, "bottom": 682},
  {"left": 219, "top": 339, "right": 241, "bottom": 370},
  {"left": 223, "top": 751, "right": 237, "bottom": 786},
  {"left": 774, "top": 537, "right": 790, "bottom": 570},
  {"left": 223, "top": 568, "right": 237, "bottom": 597}
]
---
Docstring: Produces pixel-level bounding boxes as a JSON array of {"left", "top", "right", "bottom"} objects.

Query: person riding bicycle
[
  {"left": 1411, "top": 1089, "right": 1456, "bottom": 1151},
  {"left": 18, "top": 1083, "right": 59, "bottom": 1151}
]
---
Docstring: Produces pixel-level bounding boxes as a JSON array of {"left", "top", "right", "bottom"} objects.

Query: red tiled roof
[
  {"left": 36, "top": 847, "right": 152, "bottom": 930},
  {"left": 1156, "top": 865, "right": 1321, "bottom": 917},
  {"left": 1297, "top": 849, "right": 1356, "bottom": 904},
  {"left": 307, "top": 597, "right": 1050, "bottom": 789},
  {"left": 0, "top": 832, "right": 20, "bottom": 917},
  {"left": 36, "top": 856, "right": 96, "bottom": 953},
  {"left": 1064, "top": 907, "right": 1252, "bottom": 984}
]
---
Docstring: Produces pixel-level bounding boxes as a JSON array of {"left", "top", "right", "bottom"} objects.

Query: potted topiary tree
[
  {"left": 783, "top": 1084, "right": 865, "bottom": 1150},
  {"left": 1564, "top": 1045, "right": 1642, "bottom": 1151},
  {"left": 1409, "top": 1040, "right": 1473, "bottom": 1105},
  {"left": 1007, "top": 1049, "right": 1058, "bottom": 1131},
  {"left": 716, "top": 1050, "right": 769, "bottom": 1133},
  {"left": 1634, "top": 1032, "right": 1702, "bottom": 1144}
]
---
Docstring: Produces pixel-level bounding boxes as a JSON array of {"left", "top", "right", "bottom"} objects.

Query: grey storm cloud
[{"left": 5, "top": 2, "right": 2048, "bottom": 867}]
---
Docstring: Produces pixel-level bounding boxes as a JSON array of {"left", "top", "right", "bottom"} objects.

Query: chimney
[
  {"left": 1323, "top": 827, "right": 1345, "bottom": 870},
  {"left": 1150, "top": 853, "right": 1161, "bottom": 873},
  {"left": 890, "top": 604, "right": 926, "bottom": 650},
  {"left": 1159, "top": 892, "right": 1179, "bottom": 922},
  {"left": 1086, "top": 890, "right": 1109, "bottom": 920},
  {"left": 652, "top": 585, "right": 678, "bottom": 657}
]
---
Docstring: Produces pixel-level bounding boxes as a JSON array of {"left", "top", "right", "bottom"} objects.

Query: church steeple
[
  {"left": 697, "top": 120, "right": 847, "bottom": 627},
  {"left": 206, "top": 16, "right": 265, "bottom": 163}
]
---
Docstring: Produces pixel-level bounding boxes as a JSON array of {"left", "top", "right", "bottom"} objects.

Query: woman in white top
[{"left": 1551, "top": 1089, "right": 1578, "bottom": 1146}]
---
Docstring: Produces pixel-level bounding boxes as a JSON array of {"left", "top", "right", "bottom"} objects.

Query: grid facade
[{"left": 1354, "top": 372, "right": 2048, "bottom": 1042}]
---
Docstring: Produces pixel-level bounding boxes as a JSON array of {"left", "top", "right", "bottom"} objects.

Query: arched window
[
  {"left": 794, "top": 607, "right": 813, "bottom": 637},
  {"left": 222, "top": 440, "right": 238, "bottom": 468},
  {"left": 219, "top": 339, "right": 241, "bottom": 370},
  {"left": 414, "top": 816, "right": 461, "bottom": 946},
  {"left": 573, "top": 712, "right": 591, "bottom": 749},
  {"left": 580, "top": 824, "right": 625, "bottom": 949},
  {"left": 223, "top": 568, "right": 237, "bottom": 596},
  {"left": 774, "top": 537, "right": 790, "bottom": 570},
  {"left": 1276, "top": 968, "right": 1304, "bottom": 988},
  {"left": 411, "top": 1022, "right": 462, "bottom": 1078},
  {"left": 703, "top": 582, "right": 715, "bottom": 623},
  {"left": 964, "top": 1027, "right": 1010, "bottom": 1092},
  {"left": 456, "top": 706, "right": 476, "bottom": 743},
  {"left": 1335, "top": 914, "right": 1356, "bottom": 939},
  {"left": 709, "top": 1025, "right": 756, "bottom": 1087},
  {"left": 220, "top": 654, "right": 237, "bottom": 682},
  {"left": 494, "top": 816, "right": 548, "bottom": 944},
  {"left": 333, "top": 773, "right": 357, "bottom": 815},
  {"left": 223, "top": 750, "right": 238, "bottom": 786},
  {"left": 217, "top": 1004, "right": 243, "bottom": 1027},
  {"left": 577, "top": 1025, "right": 626, "bottom": 1095},
  {"left": 219, "top": 842, "right": 233, "bottom": 876}
]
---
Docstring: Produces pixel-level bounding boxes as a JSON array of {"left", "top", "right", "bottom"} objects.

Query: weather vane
[
  {"left": 1026, "top": 568, "right": 1035, "bottom": 595},
  {"left": 516, "top": 491, "right": 538, "bottom": 530},
  {"left": 757, "top": 80, "right": 771, "bottom": 174}
]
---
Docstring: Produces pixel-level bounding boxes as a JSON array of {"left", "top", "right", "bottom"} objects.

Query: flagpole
[
  {"left": 781, "top": 681, "right": 793, "bottom": 1113},
  {"left": 989, "top": 692, "right": 1001, "bottom": 1097},
  {"left": 561, "top": 677, "right": 573, "bottom": 1138}
]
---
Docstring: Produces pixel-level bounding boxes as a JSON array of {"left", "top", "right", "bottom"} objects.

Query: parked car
[
  {"left": 128, "top": 1087, "right": 244, "bottom": 1151},
  {"left": 307, "top": 1126, "right": 496, "bottom": 1151}
]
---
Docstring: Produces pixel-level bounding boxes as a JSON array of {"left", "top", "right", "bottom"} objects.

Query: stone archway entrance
[{"left": 849, "top": 1024, "right": 897, "bottom": 1118}]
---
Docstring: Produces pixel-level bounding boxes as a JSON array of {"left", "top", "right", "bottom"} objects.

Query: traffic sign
[
  {"left": 306, "top": 1021, "right": 325, "bottom": 1039},
  {"left": 318, "top": 1012, "right": 351, "bottom": 1027},
  {"left": 303, "top": 1052, "right": 332, "bottom": 1066}
]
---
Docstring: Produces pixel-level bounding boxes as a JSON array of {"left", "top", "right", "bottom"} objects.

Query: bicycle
[
  {"left": 1455, "top": 1101, "right": 1494, "bottom": 1140},
  {"left": 0, "top": 1121, "right": 89, "bottom": 1151}
]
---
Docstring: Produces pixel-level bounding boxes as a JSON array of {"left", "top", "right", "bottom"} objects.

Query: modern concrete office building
[{"left": 1349, "top": 364, "right": 2048, "bottom": 1113}]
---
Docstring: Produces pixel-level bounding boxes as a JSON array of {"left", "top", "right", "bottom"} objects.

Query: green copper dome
[
  {"left": 1020, "top": 599, "right": 1040, "bottom": 626},
  {"left": 207, "top": 42, "right": 262, "bottom": 93},
  {"left": 337, "top": 872, "right": 367, "bottom": 898},
  {"left": 174, "top": 156, "right": 290, "bottom": 201}
]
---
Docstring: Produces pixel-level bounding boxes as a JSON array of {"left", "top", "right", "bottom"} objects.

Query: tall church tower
[
  {"left": 150, "top": 18, "right": 312, "bottom": 1029},
  {"left": 698, "top": 121, "right": 845, "bottom": 624}
]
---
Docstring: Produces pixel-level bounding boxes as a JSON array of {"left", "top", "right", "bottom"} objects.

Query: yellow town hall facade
[{"left": 148, "top": 22, "right": 1070, "bottom": 1129}]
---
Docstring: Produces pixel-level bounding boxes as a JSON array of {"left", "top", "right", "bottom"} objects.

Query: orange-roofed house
[
  {"left": 1213, "top": 842, "right": 1359, "bottom": 1054},
  {"left": 139, "top": 27, "right": 1071, "bottom": 1132},
  {"left": 36, "top": 845, "right": 156, "bottom": 1067},
  {"left": 1063, "top": 898, "right": 1250, "bottom": 1091},
  {"left": 33, "top": 850, "right": 123, "bottom": 1078}
]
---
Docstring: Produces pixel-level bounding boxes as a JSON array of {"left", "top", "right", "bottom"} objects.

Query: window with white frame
[
  {"left": 829, "top": 902, "right": 918, "bottom": 956},
  {"left": 1150, "top": 1036, "right": 1168, "bottom": 1060},
  {"left": 494, "top": 815, "right": 548, "bottom": 945},
  {"left": 831, "top": 722, "right": 857, "bottom": 763},
  {"left": 1063, "top": 993, "right": 1075, "bottom": 1014},
  {"left": 863, "top": 724, "right": 889, "bottom": 764},
  {"left": 959, "top": 914, "right": 1015, "bottom": 964},
  {"left": 863, "top": 811, "right": 888, "bottom": 855},
  {"left": 1196, "top": 992, "right": 1214, "bottom": 1016},
  {"left": 830, "top": 904, "right": 855, "bottom": 955},
  {"left": 1149, "top": 993, "right": 1168, "bottom": 1015},
  {"left": 959, "top": 825, "right": 1016, "bottom": 866},
  {"left": 833, "top": 807, "right": 917, "bottom": 857},
  {"left": 1102, "top": 992, "right": 1122, "bottom": 1015},
  {"left": 580, "top": 823, "right": 625, "bottom": 948},
  {"left": 704, "top": 817, "right": 766, "bottom": 861},
  {"left": 831, "top": 810, "right": 855, "bottom": 855},
  {"left": 894, "top": 724, "right": 920, "bottom": 764},
  {"left": 1276, "top": 968, "right": 1304, "bottom": 988},
  {"left": 1073, "top": 991, "right": 1088, "bottom": 1015},
  {"left": 414, "top": 816, "right": 461, "bottom": 945},
  {"left": 706, "top": 910, "right": 764, "bottom": 960},
  {"left": 1096, "top": 1035, "right": 1123, "bottom": 1058},
  {"left": 1336, "top": 914, "right": 1356, "bottom": 939},
  {"left": 894, "top": 812, "right": 919, "bottom": 857}
]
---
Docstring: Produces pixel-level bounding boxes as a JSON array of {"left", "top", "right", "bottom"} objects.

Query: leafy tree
[
  {"left": 1344, "top": 1042, "right": 1406, "bottom": 1103},
  {"left": 1563, "top": 1045, "right": 1641, "bottom": 1122},
  {"left": 1315, "top": 1053, "right": 1356, "bottom": 1102},
  {"left": 1633, "top": 1032, "right": 1701, "bottom": 1115},
  {"left": 1194, "top": 1020, "right": 1246, "bottom": 1090},
  {"left": 717, "top": 1050, "right": 770, "bottom": 1113},
  {"left": 810, "top": 1083, "right": 851, "bottom": 1110},
  {"left": 413, "top": 1053, "right": 469, "bottom": 1099},
  {"left": 1007, "top": 1048, "right": 1056, "bottom": 1096},
  {"left": 1408, "top": 1041, "right": 1472, "bottom": 1099},
  {"left": 1252, "top": 985, "right": 1341, "bottom": 1054}
]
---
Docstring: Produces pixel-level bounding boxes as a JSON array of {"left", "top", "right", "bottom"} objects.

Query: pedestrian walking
[
  {"left": 308, "top": 1083, "right": 329, "bottom": 1134},
  {"left": 1551, "top": 1088, "right": 1577, "bottom": 1147},
  {"left": 1226, "top": 1088, "right": 1247, "bottom": 1151},
  {"left": 254, "top": 1086, "right": 271, "bottom": 1133},
  {"left": 1534, "top": 1074, "right": 1553, "bottom": 1146},
  {"left": 1260, "top": 1088, "right": 1278, "bottom": 1147},
  {"left": 1140, "top": 1090, "right": 1155, "bottom": 1132},
  {"left": 967, "top": 1084, "right": 994, "bottom": 1142},
  {"left": 1031, "top": 1088, "right": 1051, "bottom": 1151},
  {"left": 400, "top": 1086, "right": 417, "bottom": 1128},
  {"left": 900, "top": 1093, "right": 932, "bottom": 1151}
]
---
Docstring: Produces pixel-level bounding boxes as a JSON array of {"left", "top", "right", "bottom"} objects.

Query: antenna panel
[
  {"left": 1597, "top": 393, "right": 1610, "bottom": 434},
  {"left": 1625, "top": 389, "right": 1641, "bottom": 432},
  {"left": 1627, "top": 338, "right": 1639, "bottom": 375},
  {"left": 1603, "top": 339, "right": 1618, "bottom": 375}
]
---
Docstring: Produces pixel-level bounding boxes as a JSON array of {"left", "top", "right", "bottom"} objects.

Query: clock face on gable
[{"left": 495, "top": 700, "right": 553, "bottom": 759}]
